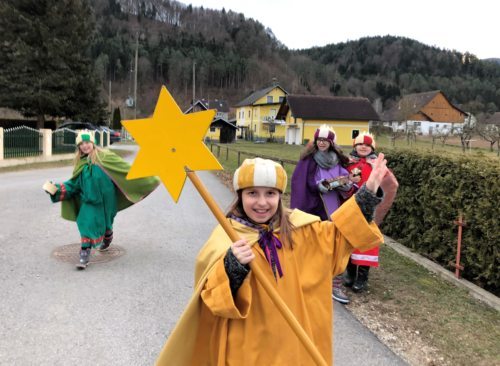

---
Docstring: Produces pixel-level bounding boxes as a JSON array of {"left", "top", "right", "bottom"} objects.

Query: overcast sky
[{"left": 185, "top": 0, "right": 497, "bottom": 60}]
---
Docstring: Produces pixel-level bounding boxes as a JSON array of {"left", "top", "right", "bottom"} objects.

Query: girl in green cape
[{"left": 46, "top": 130, "right": 159, "bottom": 269}]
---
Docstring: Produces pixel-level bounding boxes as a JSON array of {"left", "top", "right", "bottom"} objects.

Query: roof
[
  {"left": 0, "top": 107, "right": 36, "bottom": 120},
  {"left": 210, "top": 118, "right": 238, "bottom": 129},
  {"left": 184, "top": 99, "right": 229, "bottom": 114},
  {"left": 277, "top": 95, "right": 379, "bottom": 121},
  {"left": 381, "top": 90, "right": 466, "bottom": 121},
  {"left": 234, "top": 84, "right": 288, "bottom": 107},
  {"left": 483, "top": 112, "right": 500, "bottom": 126}
]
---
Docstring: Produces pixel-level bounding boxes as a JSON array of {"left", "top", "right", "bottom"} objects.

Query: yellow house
[
  {"left": 234, "top": 82, "right": 288, "bottom": 141},
  {"left": 276, "top": 95, "right": 380, "bottom": 146}
]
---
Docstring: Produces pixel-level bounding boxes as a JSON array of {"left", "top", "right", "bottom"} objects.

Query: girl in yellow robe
[{"left": 156, "top": 155, "right": 387, "bottom": 366}]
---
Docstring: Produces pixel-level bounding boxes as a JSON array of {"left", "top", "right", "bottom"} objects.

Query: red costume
[{"left": 347, "top": 154, "right": 380, "bottom": 267}]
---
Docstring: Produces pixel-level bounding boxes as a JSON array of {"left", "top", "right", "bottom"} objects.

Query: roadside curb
[{"left": 384, "top": 235, "right": 500, "bottom": 311}]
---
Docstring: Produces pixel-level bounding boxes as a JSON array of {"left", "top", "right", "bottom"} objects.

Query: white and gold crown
[{"left": 233, "top": 158, "right": 287, "bottom": 193}]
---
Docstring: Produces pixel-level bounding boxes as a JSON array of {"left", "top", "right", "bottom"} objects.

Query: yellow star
[{"left": 122, "top": 86, "right": 223, "bottom": 202}]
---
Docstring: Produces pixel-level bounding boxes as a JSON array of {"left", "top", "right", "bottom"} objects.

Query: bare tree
[
  {"left": 430, "top": 126, "right": 452, "bottom": 149},
  {"left": 389, "top": 128, "right": 406, "bottom": 147},
  {"left": 477, "top": 123, "right": 499, "bottom": 151},
  {"left": 456, "top": 114, "right": 476, "bottom": 153},
  {"left": 405, "top": 123, "right": 417, "bottom": 146}
]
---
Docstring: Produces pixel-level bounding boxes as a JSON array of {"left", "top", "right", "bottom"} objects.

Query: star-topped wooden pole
[{"left": 122, "top": 86, "right": 327, "bottom": 366}]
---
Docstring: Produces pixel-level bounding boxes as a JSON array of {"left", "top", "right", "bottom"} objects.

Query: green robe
[{"left": 51, "top": 150, "right": 160, "bottom": 247}]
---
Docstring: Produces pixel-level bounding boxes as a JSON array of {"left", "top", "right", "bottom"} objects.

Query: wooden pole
[
  {"left": 186, "top": 169, "right": 328, "bottom": 366},
  {"left": 452, "top": 213, "right": 466, "bottom": 278},
  {"left": 134, "top": 32, "right": 138, "bottom": 120}
]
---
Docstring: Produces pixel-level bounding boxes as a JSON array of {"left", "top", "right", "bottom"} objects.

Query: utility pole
[
  {"left": 192, "top": 60, "right": 196, "bottom": 109},
  {"left": 134, "top": 31, "right": 139, "bottom": 119},
  {"left": 108, "top": 80, "right": 112, "bottom": 127}
]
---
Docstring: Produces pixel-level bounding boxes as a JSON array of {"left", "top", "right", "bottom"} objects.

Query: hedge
[{"left": 381, "top": 149, "right": 499, "bottom": 295}]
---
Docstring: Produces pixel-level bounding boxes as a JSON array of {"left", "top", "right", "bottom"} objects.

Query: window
[
  {"left": 248, "top": 110, "right": 251, "bottom": 117},
  {"left": 267, "top": 96, "right": 273, "bottom": 103},
  {"left": 210, "top": 127, "right": 216, "bottom": 132},
  {"left": 352, "top": 130, "right": 360, "bottom": 139},
  {"left": 279, "top": 96, "right": 284, "bottom": 103}
]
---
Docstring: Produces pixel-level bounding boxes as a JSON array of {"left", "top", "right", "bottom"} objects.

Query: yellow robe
[{"left": 156, "top": 197, "right": 383, "bottom": 365}]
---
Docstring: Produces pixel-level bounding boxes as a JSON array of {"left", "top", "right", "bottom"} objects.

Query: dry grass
[{"left": 347, "top": 246, "right": 500, "bottom": 365}]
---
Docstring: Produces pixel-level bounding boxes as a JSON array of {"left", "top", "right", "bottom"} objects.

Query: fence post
[
  {"left": 42, "top": 129, "right": 52, "bottom": 157},
  {"left": 0, "top": 127, "right": 3, "bottom": 160},
  {"left": 226, "top": 146, "right": 229, "bottom": 161}
]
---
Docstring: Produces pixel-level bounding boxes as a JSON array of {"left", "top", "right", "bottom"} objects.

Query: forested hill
[
  {"left": 299, "top": 37, "right": 500, "bottom": 113},
  {"left": 91, "top": 0, "right": 500, "bottom": 116}
]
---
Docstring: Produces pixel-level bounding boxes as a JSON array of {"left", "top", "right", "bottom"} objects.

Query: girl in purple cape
[{"left": 291, "top": 125, "right": 356, "bottom": 304}]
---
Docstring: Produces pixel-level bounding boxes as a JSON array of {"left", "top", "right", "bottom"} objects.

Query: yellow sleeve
[
  {"left": 201, "top": 258, "right": 252, "bottom": 319},
  {"left": 331, "top": 196, "right": 383, "bottom": 251},
  {"left": 306, "top": 196, "right": 384, "bottom": 277}
]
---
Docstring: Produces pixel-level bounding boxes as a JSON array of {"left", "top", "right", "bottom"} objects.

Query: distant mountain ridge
[{"left": 484, "top": 58, "right": 500, "bottom": 64}]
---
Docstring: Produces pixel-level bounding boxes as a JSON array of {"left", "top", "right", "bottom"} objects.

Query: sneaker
[
  {"left": 332, "top": 284, "right": 350, "bottom": 304},
  {"left": 99, "top": 230, "right": 113, "bottom": 252},
  {"left": 76, "top": 248, "right": 91, "bottom": 269}
]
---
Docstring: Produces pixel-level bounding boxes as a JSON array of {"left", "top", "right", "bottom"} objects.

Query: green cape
[{"left": 61, "top": 150, "right": 160, "bottom": 221}]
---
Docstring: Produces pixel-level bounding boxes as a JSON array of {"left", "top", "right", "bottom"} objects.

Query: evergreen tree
[
  {"left": 112, "top": 106, "right": 122, "bottom": 130},
  {"left": 0, "top": 0, "right": 106, "bottom": 128}
]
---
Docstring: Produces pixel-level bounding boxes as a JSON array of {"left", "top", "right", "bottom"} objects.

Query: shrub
[{"left": 382, "top": 149, "right": 499, "bottom": 295}]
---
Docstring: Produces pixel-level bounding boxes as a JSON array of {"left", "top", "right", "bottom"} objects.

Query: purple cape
[{"left": 290, "top": 157, "right": 329, "bottom": 220}]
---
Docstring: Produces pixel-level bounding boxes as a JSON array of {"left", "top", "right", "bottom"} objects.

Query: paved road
[{"left": 0, "top": 145, "right": 405, "bottom": 365}]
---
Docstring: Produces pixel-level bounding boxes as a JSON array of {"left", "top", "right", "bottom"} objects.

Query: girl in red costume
[{"left": 345, "top": 132, "right": 398, "bottom": 294}]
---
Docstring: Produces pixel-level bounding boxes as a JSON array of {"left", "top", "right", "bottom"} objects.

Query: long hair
[
  {"left": 226, "top": 190, "right": 295, "bottom": 248},
  {"left": 299, "top": 140, "right": 350, "bottom": 167},
  {"left": 73, "top": 143, "right": 103, "bottom": 166}
]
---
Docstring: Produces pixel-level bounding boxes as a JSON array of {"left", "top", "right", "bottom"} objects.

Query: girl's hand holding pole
[
  {"left": 365, "top": 153, "right": 388, "bottom": 193},
  {"left": 231, "top": 239, "right": 255, "bottom": 265}
]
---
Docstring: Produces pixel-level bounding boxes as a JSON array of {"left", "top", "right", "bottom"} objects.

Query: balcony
[{"left": 261, "top": 116, "right": 285, "bottom": 125}]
